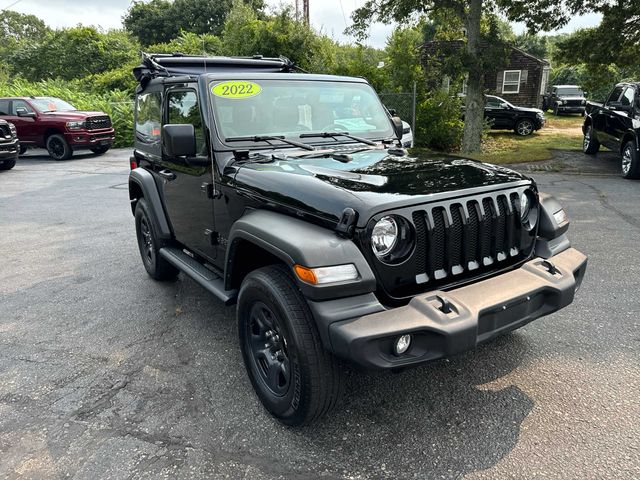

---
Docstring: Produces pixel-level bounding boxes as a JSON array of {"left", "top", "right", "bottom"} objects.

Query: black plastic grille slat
[
  {"left": 495, "top": 196, "right": 507, "bottom": 256},
  {"left": 510, "top": 193, "right": 521, "bottom": 250},
  {"left": 0, "top": 125, "right": 9, "bottom": 137},
  {"left": 450, "top": 205, "right": 464, "bottom": 269},
  {"left": 412, "top": 211, "right": 427, "bottom": 278},
  {"left": 466, "top": 201, "right": 480, "bottom": 263},
  {"left": 480, "top": 198, "right": 494, "bottom": 260},
  {"left": 431, "top": 208, "right": 446, "bottom": 272}
]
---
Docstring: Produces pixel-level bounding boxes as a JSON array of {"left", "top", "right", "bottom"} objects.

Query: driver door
[
  {"left": 158, "top": 87, "right": 217, "bottom": 260},
  {"left": 2, "top": 100, "right": 38, "bottom": 144},
  {"left": 484, "top": 97, "right": 511, "bottom": 128}
]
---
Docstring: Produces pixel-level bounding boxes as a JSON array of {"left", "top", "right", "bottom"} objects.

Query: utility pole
[
  {"left": 295, "top": 0, "right": 300, "bottom": 21},
  {"left": 303, "top": 0, "right": 309, "bottom": 24}
]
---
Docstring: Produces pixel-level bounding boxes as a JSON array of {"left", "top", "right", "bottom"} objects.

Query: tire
[
  {"left": 515, "top": 118, "right": 535, "bottom": 136},
  {"left": 90, "top": 146, "right": 110, "bottom": 155},
  {"left": 19, "top": 145, "right": 27, "bottom": 155},
  {"left": 621, "top": 140, "right": 640, "bottom": 179},
  {"left": 583, "top": 125, "right": 600, "bottom": 154},
  {"left": 553, "top": 104, "right": 560, "bottom": 116},
  {"left": 541, "top": 99, "right": 548, "bottom": 112},
  {"left": 0, "top": 158, "right": 16, "bottom": 171},
  {"left": 134, "top": 198, "right": 179, "bottom": 281},
  {"left": 238, "top": 265, "right": 343, "bottom": 426},
  {"left": 46, "top": 134, "right": 72, "bottom": 161}
]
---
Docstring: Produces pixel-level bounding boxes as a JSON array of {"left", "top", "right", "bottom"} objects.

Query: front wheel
[
  {"left": 90, "top": 145, "right": 110, "bottom": 155},
  {"left": 46, "top": 134, "right": 72, "bottom": 161},
  {"left": 621, "top": 140, "right": 640, "bottom": 179},
  {"left": 583, "top": 126, "right": 600, "bottom": 154},
  {"left": 515, "top": 119, "right": 534, "bottom": 136},
  {"left": 0, "top": 158, "right": 16, "bottom": 171},
  {"left": 553, "top": 104, "right": 560, "bottom": 116},
  {"left": 238, "top": 265, "right": 343, "bottom": 426}
]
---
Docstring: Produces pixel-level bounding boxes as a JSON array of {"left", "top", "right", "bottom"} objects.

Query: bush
[
  {"left": 414, "top": 91, "right": 464, "bottom": 151},
  {"left": 0, "top": 78, "right": 134, "bottom": 148}
]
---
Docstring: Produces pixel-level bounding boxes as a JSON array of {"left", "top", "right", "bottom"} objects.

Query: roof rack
[{"left": 133, "top": 52, "right": 299, "bottom": 90}]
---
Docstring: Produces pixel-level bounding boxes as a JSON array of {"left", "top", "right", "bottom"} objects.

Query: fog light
[{"left": 393, "top": 334, "right": 412, "bottom": 356}]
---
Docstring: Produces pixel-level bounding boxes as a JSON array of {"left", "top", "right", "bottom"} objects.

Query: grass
[{"left": 467, "top": 114, "right": 585, "bottom": 164}]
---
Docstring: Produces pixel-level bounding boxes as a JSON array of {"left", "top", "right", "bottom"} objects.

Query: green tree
[
  {"left": 10, "top": 28, "right": 139, "bottom": 82},
  {"left": 349, "top": 0, "right": 594, "bottom": 153},
  {"left": 513, "top": 33, "right": 548, "bottom": 59},
  {"left": 384, "top": 23, "right": 425, "bottom": 93},
  {"left": 124, "top": 0, "right": 265, "bottom": 46}
]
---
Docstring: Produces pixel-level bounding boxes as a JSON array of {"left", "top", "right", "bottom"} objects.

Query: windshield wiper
[
  {"left": 225, "top": 135, "right": 315, "bottom": 151},
  {"left": 299, "top": 131, "right": 377, "bottom": 146}
]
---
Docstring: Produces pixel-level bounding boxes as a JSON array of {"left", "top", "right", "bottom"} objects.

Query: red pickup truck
[{"left": 0, "top": 96, "right": 115, "bottom": 160}]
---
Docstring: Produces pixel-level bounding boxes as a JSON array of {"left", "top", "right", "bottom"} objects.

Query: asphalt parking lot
[{"left": 1, "top": 148, "right": 638, "bottom": 479}]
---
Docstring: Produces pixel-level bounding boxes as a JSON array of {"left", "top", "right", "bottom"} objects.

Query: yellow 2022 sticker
[{"left": 212, "top": 81, "right": 262, "bottom": 99}]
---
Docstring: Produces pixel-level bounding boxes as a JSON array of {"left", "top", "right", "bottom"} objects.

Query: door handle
[{"left": 158, "top": 169, "right": 176, "bottom": 181}]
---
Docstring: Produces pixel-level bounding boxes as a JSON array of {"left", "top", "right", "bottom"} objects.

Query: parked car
[
  {"left": 583, "top": 82, "right": 640, "bottom": 179},
  {"left": 0, "top": 97, "right": 115, "bottom": 160},
  {"left": 0, "top": 119, "right": 19, "bottom": 170},
  {"left": 129, "top": 53, "right": 587, "bottom": 425},
  {"left": 482, "top": 95, "right": 546, "bottom": 136},
  {"left": 401, "top": 120, "right": 413, "bottom": 147},
  {"left": 542, "top": 85, "right": 587, "bottom": 115}
]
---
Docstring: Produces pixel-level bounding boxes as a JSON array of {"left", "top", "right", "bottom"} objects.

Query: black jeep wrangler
[
  {"left": 129, "top": 54, "right": 587, "bottom": 425},
  {"left": 0, "top": 119, "right": 19, "bottom": 171}
]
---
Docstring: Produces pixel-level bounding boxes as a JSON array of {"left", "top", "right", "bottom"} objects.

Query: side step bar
[{"left": 159, "top": 247, "right": 237, "bottom": 306}]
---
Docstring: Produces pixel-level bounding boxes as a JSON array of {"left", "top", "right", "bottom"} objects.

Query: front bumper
[
  {"left": 64, "top": 129, "right": 115, "bottom": 148},
  {"left": 0, "top": 138, "right": 19, "bottom": 159},
  {"left": 327, "top": 247, "right": 587, "bottom": 369},
  {"left": 558, "top": 105, "right": 586, "bottom": 113}
]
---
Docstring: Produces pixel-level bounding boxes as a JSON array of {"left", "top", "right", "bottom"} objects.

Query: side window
[
  {"left": 607, "top": 86, "right": 624, "bottom": 104},
  {"left": 135, "top": 92, "right": 162, "bottom": 145},
  {"left": 621, "top": 87, "right": 635, "bottom": 107},
  {"left": 0, "top": 100, "right": 9, "bottom": 115},
  {"left": 11, "top": 100, "right": 34, "bottom": 115},
  {"left": 166, "top": 90, "right": 205, "bottom": 154},
  {"left": 485, "top": 98, "right": 502, "bottom": 109}
]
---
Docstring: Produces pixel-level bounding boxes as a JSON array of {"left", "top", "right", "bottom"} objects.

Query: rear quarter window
[{"left": 135, "top": 92, "right": 162, "bottom": 145}]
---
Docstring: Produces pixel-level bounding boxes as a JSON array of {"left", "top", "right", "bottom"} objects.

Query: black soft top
[{"left": 133, "top": 52, "right": 297, "bottom": 90}]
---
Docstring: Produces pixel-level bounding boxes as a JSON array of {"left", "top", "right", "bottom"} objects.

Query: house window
[{"left": 502, "top": 70, "right": 521, "bottom": 94}]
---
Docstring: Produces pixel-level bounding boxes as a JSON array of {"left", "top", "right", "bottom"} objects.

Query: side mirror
[
  {"left": 16, "top": 107, "right": 36, "bottom": 118},
  {"left": 388, "top": 108, "right": 397, "bottom": 116},
  {"left": 391, "top": 116, "right": 404, "bottom": 139},
  {"left": 162, "top": 124, "right": 196, "bottom": 157}
]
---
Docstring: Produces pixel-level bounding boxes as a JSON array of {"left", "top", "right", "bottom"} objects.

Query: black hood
[{"left": 232, "top": 148, "right": 531, "bottom": 228}]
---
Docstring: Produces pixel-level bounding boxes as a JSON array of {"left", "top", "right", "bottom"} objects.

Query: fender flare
[
  {"left": 129, "top": 168, "right": 172, "bottom": 239},
  {"left": 225, "top": 209, "right": 377, "bottom": 301}
]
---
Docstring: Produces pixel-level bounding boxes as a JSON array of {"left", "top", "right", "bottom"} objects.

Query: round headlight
[
  {"left": 520, "top": 190, "right": 538, "bottom": 230},
  {"left": 371, "top": 216, "right": 398, "bottom": 257}
]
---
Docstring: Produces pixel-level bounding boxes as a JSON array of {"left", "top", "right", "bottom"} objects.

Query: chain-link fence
[{"left": 378, "top": 89, "right": 417, "bottom": 134}]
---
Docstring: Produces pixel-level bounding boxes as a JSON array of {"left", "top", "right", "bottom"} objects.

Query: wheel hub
[{"left": 248, "top": 303, "right": 291, "bottom": 396}]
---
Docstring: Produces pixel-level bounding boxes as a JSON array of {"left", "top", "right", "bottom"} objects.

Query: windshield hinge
[{"left": 335, "top": 208, "right": 358, "bottom": 238}]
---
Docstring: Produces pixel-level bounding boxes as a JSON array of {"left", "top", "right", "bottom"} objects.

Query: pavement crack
[{"left": 576, "top": 179, "right": 640, "bottom": 231}]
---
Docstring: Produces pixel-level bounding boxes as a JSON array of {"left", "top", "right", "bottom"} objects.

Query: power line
[{"left": 1, "top": 0, "right": 22, "bottom": 11}]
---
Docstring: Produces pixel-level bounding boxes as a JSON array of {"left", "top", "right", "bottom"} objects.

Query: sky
[{"left": 2, "top": 0, "right": 602, "bottom": 49}]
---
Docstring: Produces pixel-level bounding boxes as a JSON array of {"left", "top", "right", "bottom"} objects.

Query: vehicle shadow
[
  {"left": 17, "top": 149, "right": 102, "bottom": 164},
  {"left": 294, "top": 332, "right": 534, "bottom": 479}
]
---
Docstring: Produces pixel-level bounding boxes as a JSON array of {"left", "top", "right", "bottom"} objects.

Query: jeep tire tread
[
  {"left": 238, "top": 265, "right": 343, "bottom": 426},
  {"left": 134, "top": 198, "right": 179, "bottom": 281}
]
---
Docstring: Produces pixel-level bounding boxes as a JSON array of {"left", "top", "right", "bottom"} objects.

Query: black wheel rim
[
  {"left": 49, "top": 138, "right": 64, "bottom": 158},
  {"left": 139, "top": 216, "right": 155, "bottom": 266},
  {"left": 247, "top": 302, "right": 291, "bottom": 397}
]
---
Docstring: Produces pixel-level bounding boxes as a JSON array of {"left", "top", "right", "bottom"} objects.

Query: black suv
[
  {"left": 0, "top": 119, "right": 19, "bottom": 170},
  {"left": 129, "top": 54, "right": 587, "bottom": 425},
  {"left": 543, "top": 85, "right": 587, "bottom": 115},
  {"left": 484, "top": 95, "right": 546, "bottom": 136},
  {"left": 583, "top": 82, "right": 640, "bottom": 179}
]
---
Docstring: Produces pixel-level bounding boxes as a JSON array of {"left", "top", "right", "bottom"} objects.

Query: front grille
[
  {"left": 394, "top": 188, "right": 535, "bottom": 297},
  {"left": 564, "top": 99, "right": 583, "bottom": 107},
  {"left": 86, "top": 116, "right": 112, "bottom": 130},
  {"left": 0, "top": 124, "right": 11, "bottom": 139}
]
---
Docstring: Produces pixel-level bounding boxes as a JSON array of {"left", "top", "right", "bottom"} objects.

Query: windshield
[
  {"left": 31, "top": 97, "right": 77, "bottom": 112},
  {"left": 209, "top": 79, "right": 394, "bottom": 146},
  {"left": 557, "top": 88, "right": 584, "bottom": 96}
]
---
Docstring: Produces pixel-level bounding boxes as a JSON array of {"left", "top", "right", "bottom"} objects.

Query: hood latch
[{"left": 335, "top": 208, "right": 358, "bottom": 238}]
